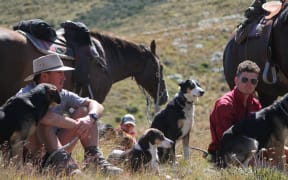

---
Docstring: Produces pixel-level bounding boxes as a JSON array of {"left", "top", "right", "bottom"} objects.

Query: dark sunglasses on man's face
[{"left": 240, "top": 77, "right": 258, "bottom": 85}]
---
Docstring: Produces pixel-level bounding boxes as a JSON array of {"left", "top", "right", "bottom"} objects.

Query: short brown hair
[{"left": 236, "top": 60, "right": 260, "bottom": 76}]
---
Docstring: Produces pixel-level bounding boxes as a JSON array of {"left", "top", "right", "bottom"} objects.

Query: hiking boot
[
  {"left": 42, "top": 148, "right": 81, "bottom": 176},
  {"left": 83, "top": 146, "right": 123, "bottom": 175}
]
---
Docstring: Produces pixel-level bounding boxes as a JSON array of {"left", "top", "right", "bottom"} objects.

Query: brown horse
[
  {"left": 223, "top": 5, "right": 288, "bottom": 107},
  {"left": 0, "top": 27, "right": 168, "bottom": 107}
]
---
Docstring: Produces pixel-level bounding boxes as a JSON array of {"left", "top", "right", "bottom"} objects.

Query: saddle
[
  {"left": 14, "top": 20, "right": 107, "bottom": 95},
  {"left": 236, "top": 18, "right": 273, "bottom": 44},
  {"left": 234, "top": 18, "right": 275, "bottom": 82},
  {"left": 17, "top": 27, "right": 104, "bottom": 61},
  {"left": 17, "top": 29, "right": 75, "bottom": 60},
  {"left": 235, "top": 0, "right": 283, "bottom": 44}
]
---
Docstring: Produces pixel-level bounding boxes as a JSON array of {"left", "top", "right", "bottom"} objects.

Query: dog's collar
[
  {"left": 186, "top": 101, "right": 193, "bottom": 105},
  {"left": 174, "top": 93, "right": 193, "bottom": 108}
]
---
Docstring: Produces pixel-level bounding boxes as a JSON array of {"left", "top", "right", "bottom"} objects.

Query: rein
[
  {"left": 137, "top": 82, "right": 154, "bottom": 125},
  {"left": 135, "top": 59, "right": 162, "bottom": 125}
]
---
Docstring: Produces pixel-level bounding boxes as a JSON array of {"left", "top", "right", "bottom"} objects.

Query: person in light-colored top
[{"left": 18, "top": 54, "right": 122, "bottom": 176}]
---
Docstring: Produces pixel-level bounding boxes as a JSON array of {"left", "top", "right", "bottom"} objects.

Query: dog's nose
[{"left": 200, "top": 90, "right": 205, "bottom": 96}]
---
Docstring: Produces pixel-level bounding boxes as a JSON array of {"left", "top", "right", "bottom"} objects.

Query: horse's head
[{"left": 134, "top": 40, "right": 168, "bottom": 105}]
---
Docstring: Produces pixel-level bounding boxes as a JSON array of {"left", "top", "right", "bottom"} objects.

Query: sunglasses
[{"left": 240, "top": 77, "right": 258, "bottom": 85}]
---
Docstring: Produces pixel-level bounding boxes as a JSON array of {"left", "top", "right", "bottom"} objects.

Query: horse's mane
[
  {"left": 89, "top": 31, "right": 162, "bottom": 73},
  {"left": 90, "top": 31, "right": 148, "bottom": 54},
  {"left": 278, "top": 4, "right": 288, "bottom": 24}
]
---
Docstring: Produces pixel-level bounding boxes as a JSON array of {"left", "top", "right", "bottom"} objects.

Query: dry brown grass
[{"left": 1, "top": 0, "right": 288, "bottom": 179}]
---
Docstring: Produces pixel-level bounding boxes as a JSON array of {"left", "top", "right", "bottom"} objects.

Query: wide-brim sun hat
[
  {"left": 263, "top": 1, "right": 282, "bottom": 19},
  {"left": 121, "top": 114, "right": 136, "bottom": 126},
  {"left": 24, "top": 54, "right": 75, "bottom": 81}
]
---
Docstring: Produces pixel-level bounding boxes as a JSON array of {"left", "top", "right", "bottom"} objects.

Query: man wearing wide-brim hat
[{"left": 18, "top": 54, "right": 123, "bottom": 176}]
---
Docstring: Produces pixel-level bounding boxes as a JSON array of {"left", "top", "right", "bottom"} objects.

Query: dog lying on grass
[
  {"left": 0, "top": 83, "right": 60, "bottom": 164},
  {"left": 221, "top": 93, "right": 288, "bottom": 169},
  {"left": 108, "top": 128, "right": 173, "bottom": 173}
]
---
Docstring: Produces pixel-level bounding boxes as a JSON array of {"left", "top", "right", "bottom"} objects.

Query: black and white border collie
[
  {"left": 0, "top": 83, "right": 60, "bottom": 164},
  {"left": 151, "top": 79, "right": 205, "bottom": 163},
  {"left": 120, "top": 128, "right": 173, "bottom": 173},
  {"left": 221, "top": 93, "right": 288, "bottom": 169}
]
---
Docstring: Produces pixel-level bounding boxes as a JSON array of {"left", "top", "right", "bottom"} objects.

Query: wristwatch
[{"left": 89, "top": 113, "right": 98, "bottom": 124}]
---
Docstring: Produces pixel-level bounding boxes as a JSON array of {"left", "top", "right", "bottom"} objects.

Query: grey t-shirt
[{"left": 17, "top": 83, "right": 88, "bottom": 115}]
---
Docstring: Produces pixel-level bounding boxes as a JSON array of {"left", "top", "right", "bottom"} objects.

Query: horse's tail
[{"left": 223, "top": 38, "right": 237, "bottom": 90}]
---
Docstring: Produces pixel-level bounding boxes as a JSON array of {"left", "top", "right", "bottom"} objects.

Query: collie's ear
[
  {"left": 178, "top": 80, "right": 184, "bottom": 87},
  {"left": 178, "top": 79, "right": 191, "bottom": 93},
  {"left": 178, "top": 79, "right": 190, "bottom": 86}
]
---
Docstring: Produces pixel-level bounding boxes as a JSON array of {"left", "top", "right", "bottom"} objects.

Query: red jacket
[{"left": 208, "top": 87, "right": 262, "bottom": 153}]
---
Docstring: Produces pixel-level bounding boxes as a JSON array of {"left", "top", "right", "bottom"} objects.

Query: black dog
[
  {"left": 120, "top": 128, "right": 173, "bottom": 173},
  {"left": 0, "top": 83, "right": 60, "bottom": 161},
  {"left": 151, "top": 79, "right": 204, "bottom": 163},
  {"left": 221, "top": 93, "right": 288, "bottom": 169}
]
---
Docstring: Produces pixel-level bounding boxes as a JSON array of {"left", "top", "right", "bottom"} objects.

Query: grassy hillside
[{"left": 1, "top": 0, "right": 287, "bottom": 179}]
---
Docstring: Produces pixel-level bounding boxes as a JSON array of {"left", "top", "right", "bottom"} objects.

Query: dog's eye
[
  {"left": 190, "top": 83, "right": 195, "bottom": 89},
  {"left": 155, "top": 139, "right": 161, "bottom": 145}
]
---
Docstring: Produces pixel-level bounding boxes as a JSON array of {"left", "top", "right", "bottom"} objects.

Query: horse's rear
[
  {"left": 223, "top": 34, "right": 239, "bottom": 90},
  {"left": 223, "top": 26, "right": 286, "bottom": 106},
  {"left": 223, "top": 29, "right": 268, "bottom": 88},
  {"left": 0, "top": 27, "right": 105, "bottom": 104},
  {"left": 0, "top": 28, "right": 40, "bottom": 104}
]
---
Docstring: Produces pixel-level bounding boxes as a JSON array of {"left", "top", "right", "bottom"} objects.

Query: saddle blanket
[{"left": 17, "top": 29, "right": 75, "bottom": 60}]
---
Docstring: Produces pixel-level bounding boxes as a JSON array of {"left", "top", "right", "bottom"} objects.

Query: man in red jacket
[{"left": 207, "top": 60, "right": 262, "bottom": 162}]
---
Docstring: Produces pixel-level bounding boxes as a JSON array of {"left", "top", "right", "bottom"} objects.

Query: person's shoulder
[
  {"left": 215, "top": 91, "right": 234, "bottom": 105},
  {"left": 211, "top": 91, "right": 235, "bottom": 114}
]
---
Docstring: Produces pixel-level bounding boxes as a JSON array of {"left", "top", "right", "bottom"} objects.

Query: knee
[{"left": 71, "top": 107, "right": 88, "bottom": 119}]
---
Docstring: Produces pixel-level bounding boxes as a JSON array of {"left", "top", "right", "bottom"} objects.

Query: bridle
[{"left": 154, "top": 59, "right": 162, "bottom": 112}]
